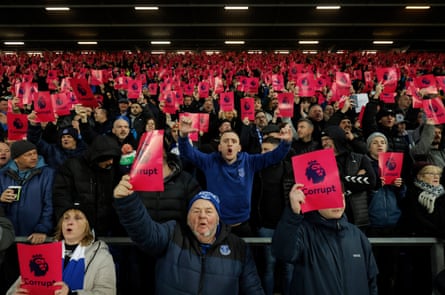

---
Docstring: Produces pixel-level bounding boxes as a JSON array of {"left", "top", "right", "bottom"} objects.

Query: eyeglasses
[
  {"left": 422, "top": 172, "right": 442, "bottom": 177},
  {"left": 255, "top": 115, "right": 266, "bottom": 119}
]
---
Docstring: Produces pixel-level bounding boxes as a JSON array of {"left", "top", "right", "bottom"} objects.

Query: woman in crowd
[
  {"left": 7, "top": 205, "right": 116, "bottom": 295},
  {"left": 404, "top": 162, "right": 445, "bottom": 237}
]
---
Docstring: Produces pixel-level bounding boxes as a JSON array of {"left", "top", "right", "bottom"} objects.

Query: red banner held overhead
[
  {"left": 423, "top": 97, "right": 445, "bottom": 125},
  {"left": 240, "top": 97, "right": 255, "bottom": 121},
  {"left": 7, "top": 113, "right": 28, "bottom": 141},
  {"left": 34, "top": 91, "right": 55, "bottom": 123},
  {"left": 277, "top": 92, "right": 294, "bottom": 118},
  {"left": 219, "top": 92, "right": 234, "bottom": 111}
]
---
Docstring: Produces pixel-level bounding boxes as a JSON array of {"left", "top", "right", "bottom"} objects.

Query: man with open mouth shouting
[{"left": 178, "top": 117, "right": 292, "bottom": 237}]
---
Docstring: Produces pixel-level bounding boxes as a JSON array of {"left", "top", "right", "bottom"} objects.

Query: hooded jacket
[
  {"left": 53, "top": 135, "right": 121, "bottom": 236},
  {"left": 114, "top": 193, "right": 265, "bottom": 295},
  {"left": 272, "top": 208, "right": 378, "bottom": 295},
  {"left": 138, "top": 155, "right": 201, "bottom": 223},
  {"left": 0, "top": 156, "right": 54, "bottom": 236}
]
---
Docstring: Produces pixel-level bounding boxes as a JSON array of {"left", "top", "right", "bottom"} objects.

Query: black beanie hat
[
  {"left": 61, "top": 203, "right": 94, "bottom": 229},
  {"left": 59, "top": 127, "right": 79, "bottom": 142},
  {"left": 10, "top": 140, "right": 37, "bottom": 159}
]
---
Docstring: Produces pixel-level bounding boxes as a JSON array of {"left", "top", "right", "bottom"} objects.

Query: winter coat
[
  {"left": 114, "top": 193, "right": 265, "bottom": 295},
  {"left": 403, "top": 185, "right": 445, "bottom": 238},
  {"left": 0, "top": 157, "right": 54, "bottom": 236},
  {"left": 272, "top": 208, "right": 378, "bottom": 295},
  {"left": 367, "top": 155, "right": 406, "bottom": 228},
  {"left": 7, "top": 240, "right": 116, "bottom": 295},
  {"left": 53, "top": 135, "right": 121, "bottom": 236}
]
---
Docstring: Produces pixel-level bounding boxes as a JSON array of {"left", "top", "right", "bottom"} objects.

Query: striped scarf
[{"left": 62, "top": 243, "right": 86, "bottom": 291}]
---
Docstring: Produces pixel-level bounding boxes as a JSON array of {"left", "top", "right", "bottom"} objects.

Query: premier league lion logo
[
  {"left": 305, "top": 160, "right": 326, "bottom": 184},
  {"left": 29, "top": 254, "right": 49, "bottom": 277}
]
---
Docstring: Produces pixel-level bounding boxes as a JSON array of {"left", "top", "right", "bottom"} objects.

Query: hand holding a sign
[
  {"left": 179, "top": 117, "right": 198, "bottom": 137},
  {"left": 27, "top": 232, "right": 47, "bottom": 244},
  {"left": 114, "top": 175, "right": 134, "bottom": 199},
  {"left": 289, "top": 184, "right": 305, "bottom": 214},
  {"left": 53, "top": 281, "right": 70, "bottom": 295},
  {"left": 380, "top": 176, "right": 403, "bottom": 187},
  {"left": 10, "top": 282, "right": 30, "bottom": 294},
  {"left": 27, "top": 111, "right": 38, "bottom": 126}
]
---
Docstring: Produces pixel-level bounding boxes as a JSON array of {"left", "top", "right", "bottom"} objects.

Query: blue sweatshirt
[{"left": 178, "top": 136, "right": 290, "bottom": 225}]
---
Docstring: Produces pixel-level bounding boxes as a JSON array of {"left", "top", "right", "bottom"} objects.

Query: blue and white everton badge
[{"left": 220, "top": 245, "right": 231, "bottom": 256}]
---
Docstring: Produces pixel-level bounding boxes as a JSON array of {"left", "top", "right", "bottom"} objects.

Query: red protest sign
[
  {"left": 379, "top": 152, "right": 403, "bottom": 185},
  {"left": 277, "top": 92, "right": 294, "bottom": 118},
  {"left": 199, "top": 113, "right": 209, "bottom": 133},
  {"left": 240, "top": 97, "right": 255, "bottom": 121},
  {"left": 198, "top": 81, "right": 210, "bottom": 98},
  {"left": 130, "top": 130, "right": 164, "bottom": 191},
  {"left": 127, "top": 78, "right": 142, "bottom": 99},
  {"left": 34, "top": 91, "right": 55, "bottom": 123},
  {"left": 7, "top": 113, "right": 28, "bottom": 141},
  {"left": 51, "top": 93, "right": 71, "bottom": 116},
  {"left": 148, "top": 83, "right": 158, "bottom": 96},
  {"left": 219, "top": 92, "right": 234, "bottom": 111},
  {"left": 423, "top": 97, "right": 445, "bottom": 124},
  {"left": 335, "top": 72, "right": 351, "bottom": 88},
  {"left": 291, "top": 149, "right": 344, "bottom": 213},
  {"left": 160, "top": 91, "right": 178, "bottom": 114},
  {"left": 17, "top": 242, "right": 62, "bottom": 295},
  {"left": 376, "top": 67, "right": 398, "bottom": 93},
  {"left": 415, "top": 74, "right": 438, "bottom": 94},
  {"left": 271, "top": 74, "right": 285, "bottom": 91},
  {"left": 379, "top": 92, "right": 396, "bottom": 104},
  {"left": 247, "top": 77, "right": 259, "bottom": 94},
  {"left": 90, "top": 69, "right": 103, "bottom": 86},
  {"left": 297, "top": 73, "right": 316, "bottom": 97},
  {"left": 70, "top": 78, "right": 97, "bottom": 108}
]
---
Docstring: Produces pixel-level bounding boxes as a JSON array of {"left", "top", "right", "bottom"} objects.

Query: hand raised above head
[
  {"left": 276, "top": 124, "right": 293, "bottom": 143},
  {"left": 179, "top": 117, "right": 198, "bottom": 137}
]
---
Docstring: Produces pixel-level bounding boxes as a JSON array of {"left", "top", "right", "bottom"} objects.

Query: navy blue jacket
[
  {"left": 0, "top": 157, "right": 54, "bottom": 236},
  {"left": 272, "top": 208, "right": 378, "bottom": 295},
  {"left": 114, "top": 193, "right": 265, "bottom": 295}
]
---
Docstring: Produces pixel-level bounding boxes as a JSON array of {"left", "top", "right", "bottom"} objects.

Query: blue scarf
[{"left": 62, "top": 243, "right": 86, "bottom": 291}]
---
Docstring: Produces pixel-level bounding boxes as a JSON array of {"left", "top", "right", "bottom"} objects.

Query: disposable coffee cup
[{"left": 8, "top": 186, "right": 21, "bottom": 201}]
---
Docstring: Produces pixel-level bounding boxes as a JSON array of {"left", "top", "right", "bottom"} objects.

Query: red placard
[
  {"left": 291, "top": 149, "right": 344, "bottom": 213},
  {"left": 379, "top": 152, "right": 403, "bottom": 185},
  {"left": 219, "top": 92, "right": 234, "bottom": 111},
  {"left": 240, "top": 97, "right": 255, "bottom": 121},
  {"left": 130, "top": 130, "right": 164, "bottom": 191},
  {"left": 17, "top": 242, "right": 62, "bottom": 295}
]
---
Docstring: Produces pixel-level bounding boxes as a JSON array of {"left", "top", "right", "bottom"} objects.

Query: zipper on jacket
[{"left": 198, "top": 255, "right": 206, "bottom": 295}]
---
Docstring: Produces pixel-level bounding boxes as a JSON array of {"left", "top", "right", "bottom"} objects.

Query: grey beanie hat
[
  {"left": 10, "top": 140, "right": 37, "bottom": 159},
  {"left": 366, "top": 132, "right": 388, "bottom": 149}
]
